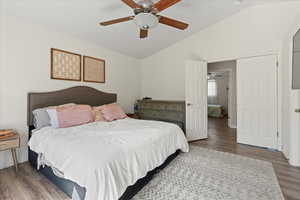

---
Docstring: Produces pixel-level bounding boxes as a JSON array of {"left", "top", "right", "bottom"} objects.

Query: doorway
[
  {"left": 185, "top": 55, "right": 278, "bottom": 149},
  {"left": 207, "top": 60, "right": 237, "bottom": 142}
]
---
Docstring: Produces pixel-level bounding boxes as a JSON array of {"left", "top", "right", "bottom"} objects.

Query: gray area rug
[{"left": 133, "top": 146, "right": 284, "bottom": 200}]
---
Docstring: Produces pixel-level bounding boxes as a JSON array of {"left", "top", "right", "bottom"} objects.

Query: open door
[
  {"left": 237, "top": 55, "right": 278, "bottom": 149},
  {"left": 185, "top": 60, "right": 208, "bottom": 141}
]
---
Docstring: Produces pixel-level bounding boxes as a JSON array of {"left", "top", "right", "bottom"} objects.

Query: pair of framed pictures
[{"left": 51, "top": 48, "right": 105, "bottom": 83}]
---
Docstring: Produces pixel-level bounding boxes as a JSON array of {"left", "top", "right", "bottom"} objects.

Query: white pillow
[{"left": 46, "top": 109, "right": 59, "bottom": 128}]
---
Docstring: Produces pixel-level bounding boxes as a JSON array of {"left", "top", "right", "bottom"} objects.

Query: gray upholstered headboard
[{"left": 27, "top": 86, "right": 117, "bottom": 126}]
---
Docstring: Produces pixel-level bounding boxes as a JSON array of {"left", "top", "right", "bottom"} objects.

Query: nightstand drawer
[{"left": 0, "top": 138, "right": 19, "bottom": 151}]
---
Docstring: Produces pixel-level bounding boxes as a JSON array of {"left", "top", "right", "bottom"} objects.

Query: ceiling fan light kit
[
  {"left": 99, "top": 0, "right": 189, "bottom": 39},
  {"left": 134, "top": 13, "right": 159, "bottom": 30}
]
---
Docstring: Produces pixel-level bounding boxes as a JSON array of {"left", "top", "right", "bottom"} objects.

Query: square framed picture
[
  {"left": 83, "top": 56, "right": 105, "bottom": 83},
  {"left": 51, "top": 48, "right": 81, "bottom": 81}
]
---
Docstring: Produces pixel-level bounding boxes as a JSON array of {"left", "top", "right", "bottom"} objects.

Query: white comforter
[{"left": 28, "top": 118, "right": 189, "bottom": 200}]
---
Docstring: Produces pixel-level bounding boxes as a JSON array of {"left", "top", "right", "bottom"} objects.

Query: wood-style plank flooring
[
  {"left": 0, "top": 118, "right": 300, "bottom": 200},
  {"left": 192, "top": 118, "right": 300, "bottom": 200},
  {"left": 0, "top": 162, "right": 69, "bottom": 200}
]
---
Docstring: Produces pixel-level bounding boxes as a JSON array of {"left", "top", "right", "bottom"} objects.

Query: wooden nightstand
[{"left": 0, "top": 131, "right": 20, "bottom": 172}]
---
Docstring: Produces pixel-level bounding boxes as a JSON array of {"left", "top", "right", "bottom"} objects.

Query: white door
[
  {"left": 185, "top": 60, "right": 208, "bottom": 141},
  {"left": 237, "top": 55, "right": 278, "bottom": 149}
]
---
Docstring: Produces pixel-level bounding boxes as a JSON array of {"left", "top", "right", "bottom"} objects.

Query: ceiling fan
[
  {"left": 207, "top": 72, "right": 224, "bottom": 79},
  {"left": 99, "top": 0, "right": 189, "bottom": 39}
]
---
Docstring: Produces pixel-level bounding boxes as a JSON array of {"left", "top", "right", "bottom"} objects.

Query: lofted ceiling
[{"left": 2, "top": 0, "right": 292, "bottom": 58}]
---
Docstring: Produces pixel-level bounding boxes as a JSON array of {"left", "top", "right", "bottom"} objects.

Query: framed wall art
[
  {"left": 51, "top": 48, "right": 81, "bottom": 81},
  {"left": 83, "top": 56, "right": 105, "bottom": 83}
]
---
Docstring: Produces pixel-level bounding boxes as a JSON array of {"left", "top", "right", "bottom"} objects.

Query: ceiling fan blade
[
  {"left": 153, "top": 0, "right": 181, "bottom": 12},
  {"left": 140, "top": 29, "right": 148, "bottom": 39},
  {"left": 99, "top": 16, "right": 134, "bottom": 26},
  {"left": 159, "top": 16, "right": 188, "bottom": 30},
  {"left": 121, "top": 0, "right": 141, "bottom": 8}
]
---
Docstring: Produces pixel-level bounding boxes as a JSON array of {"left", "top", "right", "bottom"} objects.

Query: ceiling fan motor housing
[{"left": 138, "top": 0, "right": 154, "bottom": 9}]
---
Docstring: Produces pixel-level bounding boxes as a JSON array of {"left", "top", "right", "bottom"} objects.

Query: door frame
[
  {"left": 186, "top": 53, "right": 281, "bottom": 149},
  {"left": 207, "top": 67, "right": 235, "bottom": 128},
  {"left": 205, "top": 54, "right": 281, "bottom": 150}
]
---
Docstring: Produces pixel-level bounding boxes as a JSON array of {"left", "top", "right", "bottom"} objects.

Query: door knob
[
  {"left": 187, "top": 103, "right": 192, "bottom": 106},
  {"left": 295, "top": 108, "right": 300, "bottom": 113}
]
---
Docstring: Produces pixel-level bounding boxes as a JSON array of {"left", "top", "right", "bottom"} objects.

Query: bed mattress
[{"left": 28, "top": 118, "right": 189, "bottom": 200}]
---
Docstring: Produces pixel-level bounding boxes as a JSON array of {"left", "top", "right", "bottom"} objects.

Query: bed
[
  {"left": 27, "top": 86, "right": 188, "bottom": 200},
  {"left": 207, "top": 104, "right": 224, "bottom": 118}
]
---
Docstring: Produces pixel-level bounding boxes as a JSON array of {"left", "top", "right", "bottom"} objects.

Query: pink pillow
[
  {"left": 56, "top": 105, "right": 93, "bottom": 128},
  {"left": 101, "top": 103, "right": 127, "bottom": 122},
  {"left": 92, "top": 106, "right": 106, "bottom": 122}
]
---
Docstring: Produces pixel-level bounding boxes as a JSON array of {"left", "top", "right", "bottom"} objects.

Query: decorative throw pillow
[
  {"left": 33, "top": 103, "right": 75, "bottom": 129},
  {"left": 47, "top": 105, "right": 93, "bottom": 128},
  {"left": 101, "top": 103, "right": 127, "bottom": 122},
  {"left": 92, "top": 106, "right": 106, "bottom": 122}
]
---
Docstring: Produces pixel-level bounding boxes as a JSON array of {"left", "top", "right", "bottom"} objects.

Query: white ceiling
[{"left": 3, "top": 0, "right": 293, "bottom": 58}]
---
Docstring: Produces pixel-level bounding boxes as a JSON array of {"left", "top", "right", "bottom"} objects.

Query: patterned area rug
[{"left": 133, "top": 146, "right": 284, "bottom": 200}]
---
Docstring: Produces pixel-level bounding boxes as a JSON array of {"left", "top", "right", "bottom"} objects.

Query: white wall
[
  {"left": 208, "top": 61, "right": 237, "bottom": 128},
  {"left": 141, "top": 2, "right": 300, "bottom": 99},
  {"left": 0, "top": 1, "right": 4, "bottom": 122},
  {"left": 0, "top": 14, "right": 141, "bottom": 169},
  {"left": 140, "top": 2, "right": 300, "bottom": 166},
  {"left": 0, "top": 0, "right": 5, "bottom": 123},
  {"left": 0, "top": 0, "right": 6, "bottom": 139}
]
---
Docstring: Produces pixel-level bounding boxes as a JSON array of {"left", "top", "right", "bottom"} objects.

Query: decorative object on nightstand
[
  {"left": 127, "top": 113, "right": 139, "bottom": 119},
  {"left": 0, "top": 129, "right": 20, "bottom": 172}
]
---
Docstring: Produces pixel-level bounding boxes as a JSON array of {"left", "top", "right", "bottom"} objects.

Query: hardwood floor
[
  {"left": 0, "top": 162, "right": 69, "bottom": 200},
  {"left": 0, "top": 118, "right": 299, "bottom": 200},
  {"left": 192, "top": 118, "right": 300, "bottom": 200}
]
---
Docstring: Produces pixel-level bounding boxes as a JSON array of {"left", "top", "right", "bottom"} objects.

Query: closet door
[
  {"left": 237, "top": 55, "right": 278, "bottom": 149},
  {"left": 185, "top": 60, "right": 208, "bottom": 141}
]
